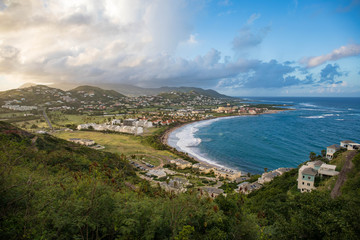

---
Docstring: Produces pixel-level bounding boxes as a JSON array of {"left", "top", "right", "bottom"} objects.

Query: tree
[
  {"left": 321, "top": 149, "right": 326, "bottom": 157},
  {"left": 309, "top": 152, "right": 316, "bottom": 161},
  {"left": 264, "top": 168, "right": 268, "bottom": 173}
]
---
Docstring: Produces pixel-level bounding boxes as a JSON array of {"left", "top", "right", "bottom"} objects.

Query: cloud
[
  {"left": 247, "top": 13, "right": 261, "bottom": 24},
  {"left": 319, "top": 64, "right": 344, "bottom": 84},
  {"left": 301, "top": 44, "right": 360, "bottom": 68},
  {"left": 232, "top": 14, "right": 270, "bottom": 53},
  {"left": 217, "top": 60, "right": 316, "bottom": 89}
]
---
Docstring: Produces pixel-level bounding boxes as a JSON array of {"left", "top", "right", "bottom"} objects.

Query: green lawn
[{"left": 53, "top": 130, "right": 176, "bottom": 162}]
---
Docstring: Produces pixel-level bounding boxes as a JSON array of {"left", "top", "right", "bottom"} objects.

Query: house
[
  {"left": 340, "top": 140, "right": 354, "bottom": 149},
  {"left": 169, "top": 159, "right": 192, "bottom": 169},
  {"left": 326, "top": 144, "right": 341, "bottom": 160},
  {"left": 297, "top": 166, "right": 317, "bottom": 193},
  {"left": 237, "top": 181, "right": 262, "bottom": 194},
  {"left": 318, "top": 164, "right": 339, "bottom": 177},
  {"left": 347, "top": 142, "right": 360, "bottom": 150},
  {"left": 297, "top": 161, "right": 339, "bottom": 193},
  {"left": 258, "top": 171, "right": 280, "bottom": 184},
  {"left": 123, "top": 118, "right": 137, "bottom": 126}
]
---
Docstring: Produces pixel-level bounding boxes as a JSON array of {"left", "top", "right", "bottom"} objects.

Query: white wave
[
  {"left": 173, "top": 117, "right": 240, "bottom": 168},
  {"left": 348, "top": 108, "right": 354, "bottom": 110},
  {"left": 302, "top": 116, "right": 325, "bottom": 119},
  {"left": 335, "top": 119, "right": 344, "bottom": 121},
  {"left": 299, "top": 103, "right": 319, "bottom": 108},
  {"left": 323, "top": 114, "right": 335, "bottom": 117}
]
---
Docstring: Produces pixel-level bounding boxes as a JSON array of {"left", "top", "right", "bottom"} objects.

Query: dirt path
[{"left": 330, "top": 150, "right": 357, "bottom": 199}]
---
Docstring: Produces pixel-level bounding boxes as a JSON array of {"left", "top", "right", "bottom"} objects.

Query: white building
[
  {"left": 326, "top": 144, "right": 341, "bottom": 160},
  {"left": 340, "top": 140, "right": 354, "bottom": 149}
]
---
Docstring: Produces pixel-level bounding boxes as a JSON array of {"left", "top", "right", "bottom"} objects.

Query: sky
[{"left": 0, "top": 0, "right": 359, "bottom": 96}]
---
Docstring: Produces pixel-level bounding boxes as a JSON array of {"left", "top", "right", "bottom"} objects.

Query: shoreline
[{"left": 161, "top": 109, "right": 288, "bottom": 172}]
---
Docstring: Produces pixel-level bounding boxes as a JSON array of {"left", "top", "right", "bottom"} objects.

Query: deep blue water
[{"left": 168, "top": 97, "right": 360, "bottom": 174}]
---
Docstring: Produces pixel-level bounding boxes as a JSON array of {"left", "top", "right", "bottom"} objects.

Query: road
[{"left": 42, "top": 108, "right": 53, "bottom": 130}]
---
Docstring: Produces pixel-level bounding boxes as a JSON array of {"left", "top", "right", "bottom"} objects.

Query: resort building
[
  {"left": 326, "top": 144, "right": 341, "bottom": 160},
  {"left": 214, "top": 167, "right": 242, "bottom": 181},
  {"left": 169, "top": 159, "right": 192, "bottom": 169},
  {"left": 192, "top": 163, "right": 215, "bottom": 174}
]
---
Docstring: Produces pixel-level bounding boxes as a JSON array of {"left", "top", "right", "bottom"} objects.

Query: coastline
[{"left": 161, "top": 109, "right": 288, "bottom": 171}]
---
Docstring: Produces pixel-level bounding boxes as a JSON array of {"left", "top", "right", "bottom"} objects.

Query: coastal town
[{"left": 0, "top": 84, "right": 357, "bottom": 197}]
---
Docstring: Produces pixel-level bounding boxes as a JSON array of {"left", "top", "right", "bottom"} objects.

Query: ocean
[{"left": 168, "top": 97, "right": 360, "bottom": 174}]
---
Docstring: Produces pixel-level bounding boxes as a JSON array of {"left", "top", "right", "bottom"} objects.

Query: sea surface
[{"left": 168, "top": 97, "right": 360, "bottom": 174}]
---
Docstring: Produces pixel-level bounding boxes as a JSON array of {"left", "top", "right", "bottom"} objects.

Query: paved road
[{"left": 42, "top": 108, "right": 53, "bottom": 130}]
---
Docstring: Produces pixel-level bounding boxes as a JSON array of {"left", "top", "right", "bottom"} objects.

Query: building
[
  {"left": 326, "top": 144, "right": 341, "bottom": 160},
  {"left": 297, "top": 161, "right": 339, "bottom": 193},
  {"left": 214, "top": 167, "right": 242, "bottom": 181},
  {"left": 258, "top": 171, "right": 280, "bottom": 184},
  {"left": 340, "top": 140, "right": 354, "bottom": 149},
  {"left": 298, "top": 166, "right": 317, "bottom": 193},
  {"left": 346, "top": 142, "right": 360, "bottom": 150},
  {"left": 237, "top": 181, "right": 262, "bottom": 194},
  {"left": 169, "top": 159, "right": 192, "bottom": 169},
  {"left": 69, "top": 138, "right": 95, "bottom": 146},
  {"left": 202, "top": 187, "right": 224, "bottom": 198},
  {"left": 123, "top": 118, "right": 137, "bottom": 126},
  {"left": 192, "top": 163, "right": 215, "bottom": 174},
  {"left": 146, "top": 169, "right": 167, "bottom": 178}
]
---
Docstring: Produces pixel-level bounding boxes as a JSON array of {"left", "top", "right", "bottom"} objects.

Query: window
[
  {"left": 307, "top": 183, "right": 310, "bottom": 186},
  {"left": 308, "top": 176, "right": 311, "bottom": 180},
  {"left": 302, "top": 182, "right": 304, "bottom": 185},
  {"left": 302, "top": 176, "right": 305, "bottom": 179}
]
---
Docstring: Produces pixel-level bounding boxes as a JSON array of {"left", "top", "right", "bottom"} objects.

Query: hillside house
[
  {"left": 214, "top": 167, "right": 242, "bottom": 181},
  {"left": 297, "top": 161, "right": 339, "bottom": 193},
  {"left": 340, "top": 140, "right": 354, "bottom": 149},
  {"left": 298, "top": 166, "right": 317, "bottom": 193},
  {"left": 146, "top": 169, "right": 166, "bottom": 178},
  {"left": 326, "top": 144, "right": 341, "bottom": 160},
  {"left": 258, "top": 171, "right": 280, "bottom": 184}
]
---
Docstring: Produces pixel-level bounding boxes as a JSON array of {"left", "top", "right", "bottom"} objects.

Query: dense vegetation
[{"left": 1, "top": 121, "right": 359, "bottom": 239}]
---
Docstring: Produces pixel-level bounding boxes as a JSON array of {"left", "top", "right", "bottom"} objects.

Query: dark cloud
[{"left": 319, "top": 64, "right": 343, "bottom": 84}]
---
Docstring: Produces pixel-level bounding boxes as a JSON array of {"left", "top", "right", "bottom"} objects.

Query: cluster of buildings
[
  {"left": 77, "top": 118, "right": 155, "bottom": 135},
  {"left": 237, "top": 167, "right": 293, "bottom": 194},
  {"left": 69, "top": 138, "right": 95, "bottom": 146},
  {"left": 168, "top": 159, "right": 242, "bottom": 181},
  {"left": 326, "top": 140, "right": 360, "bottom": 159},
  {"left": 214, "top": 104, "right": 268, "bottom": 115}
]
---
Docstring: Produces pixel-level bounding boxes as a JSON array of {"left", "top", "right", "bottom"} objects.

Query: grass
[{"left": 53, "top": 130, "right": 176, "bottom": 160}]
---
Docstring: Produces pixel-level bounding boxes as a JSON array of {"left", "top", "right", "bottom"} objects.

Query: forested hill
[{"left": 0, "top": 121, "right": 359, "bottom": 239}]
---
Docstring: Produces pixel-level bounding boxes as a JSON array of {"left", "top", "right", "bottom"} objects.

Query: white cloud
[
  {"left": 301, "top": 44, "right": 360, "bottom": 68},
  {"left": 247, "top": 13, "right": 261, "bottom": 25}
]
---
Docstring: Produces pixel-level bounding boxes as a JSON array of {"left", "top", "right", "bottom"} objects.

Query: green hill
[{"left": 69, "top": 85, "right": 126, "bottom": 100}]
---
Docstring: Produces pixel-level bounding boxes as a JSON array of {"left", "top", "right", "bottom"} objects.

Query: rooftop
[{"left": 302, "top": 167, "right": 317, "bottom": 176}]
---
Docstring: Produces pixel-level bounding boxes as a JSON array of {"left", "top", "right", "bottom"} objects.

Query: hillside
[
  {"left": 69, "top": 85, "right": 126, "bottom": 100},
  {"left": 245, "top": 151, "right": 360, "bottom": 239},
  {"left": 1, "top": 121, "right": 359, "bottom": 239},
  {"left": 42, "top": 82, "right": 232, "bottom": 98}
]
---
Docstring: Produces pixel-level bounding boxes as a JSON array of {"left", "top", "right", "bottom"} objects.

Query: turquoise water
[{"left": 168, "top": 97, "right": 360, "bottom": 174}]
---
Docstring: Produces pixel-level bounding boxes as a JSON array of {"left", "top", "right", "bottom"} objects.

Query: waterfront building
[{"left": 326, "top": 144, "right": 341, "bottom": 160}]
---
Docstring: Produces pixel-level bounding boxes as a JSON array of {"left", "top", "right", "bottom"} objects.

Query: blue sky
[{"left": 0, "top": 0, "right": 359, "bottom": 96}]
